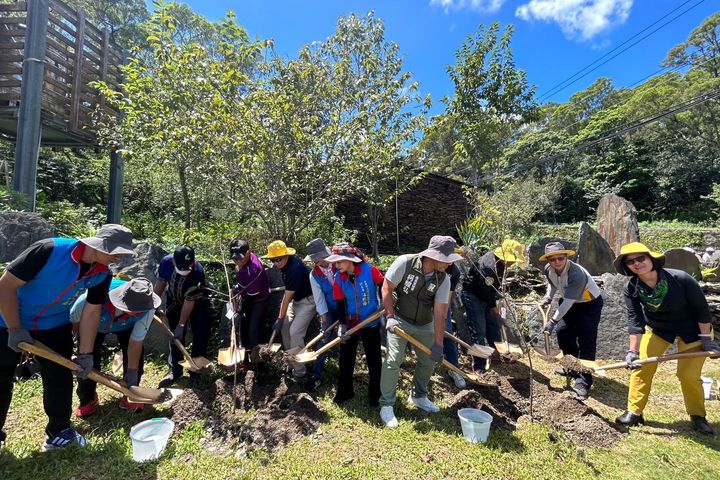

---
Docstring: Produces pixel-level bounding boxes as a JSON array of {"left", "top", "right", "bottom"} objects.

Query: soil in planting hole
[
  {"left": 449, "top": 369, "right": 624, "bottom": 448},
  {"left": 171, "top": 368, "right": 327, "bottom": 451}
]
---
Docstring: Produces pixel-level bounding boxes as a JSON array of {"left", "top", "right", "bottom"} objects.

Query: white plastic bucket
[
  {"left": 701, "top": 376, "right": 713, "bottom": 400},
  {"left": 457, "top": 408, "right": 493, "bottom": 444},
  {"left": 130, "top": 417, "right": 174, "bottom": 462}
]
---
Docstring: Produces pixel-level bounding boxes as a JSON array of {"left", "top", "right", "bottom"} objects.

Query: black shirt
[
  {"left": 280, "top": 255, "right": 312, "bottom": 301},
  {"left": 461, "top": 251, "right": 505, "bottom": 307},
  {"left": 7, "top": 238, "right": 111, "bottom": 305},
  {"left": 624, "top": 268, "right": 711, "bottom": 343}
]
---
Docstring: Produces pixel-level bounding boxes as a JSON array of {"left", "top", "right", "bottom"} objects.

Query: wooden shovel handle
[
  {"left": 535, "top": 302, "right": 552, "bottom": 326},
  {"left": 309, "top": 309, "right": 386, "bottom": 358},
  {"left": 444, "top": 330, "right": 472, "bottom": 351},
  {"left": 268, "top": 329, "right": 278, "bottom": 346},
  {"left": 394, "top": 327, "right": 492, "bottom": 387},
  {"left": 595, "top": 350, "right": 720, "bottom": 372},
  {"left": 299, "top": 321, "right": 339, "bottom": 354},
  {"left": 153, "top": 315, "right": 199, "bottom": 370},
  {"left": 19, "top": 341, "right": 153, "bottom": 401}
]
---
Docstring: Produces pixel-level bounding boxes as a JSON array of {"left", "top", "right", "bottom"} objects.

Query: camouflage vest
[{"left": 395, "top": 255, "right": 446, "bottom": 326}]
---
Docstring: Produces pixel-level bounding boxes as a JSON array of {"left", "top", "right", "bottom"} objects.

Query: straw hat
[
  {"left": 613, "top": 242, "right": 664, "bottom": 276},
  {"left": 494, "top": 239, "right": 526, "bottom": 263},
  {"left": 538, "top": 241, "right": 575, "bottom": 262},
  {"left": 262, "top": 240, "right": 296, "bottom": 259}
]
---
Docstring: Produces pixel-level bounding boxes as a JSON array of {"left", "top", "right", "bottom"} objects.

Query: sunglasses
[
  {"left": 546, "top": 256, "right": 566, "bottom": 263},
  {"left": 270, "top": 257, "right": 284, "bottom": 263},
  {"left": 624, "top": 254, "right": 648, "bottom": 266}
]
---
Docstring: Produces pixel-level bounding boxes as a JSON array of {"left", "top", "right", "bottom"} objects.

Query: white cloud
[
  {"left": 430, "top": 0, "right": 506, "bottom": 13},
  {"left": 516, "top": 0, "right": 633, "bottom": 40}
]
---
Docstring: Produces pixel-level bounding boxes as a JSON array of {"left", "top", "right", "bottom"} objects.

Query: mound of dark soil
[
  {"left": 559, "top": 355, "right": 594, "bottom": 375},
  {"left": 449, "top": 369, "right": 624, "bottom": 448},
  {"left": 171, "top": 369, "right": 327, "bottom": 451}
]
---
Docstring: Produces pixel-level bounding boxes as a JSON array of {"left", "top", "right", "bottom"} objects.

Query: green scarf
[{"left": 637, "top": 278, "right": 669, "bottom": 312}]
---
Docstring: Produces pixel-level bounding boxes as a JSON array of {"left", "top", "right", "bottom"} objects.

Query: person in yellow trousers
[{"left": 614, "top": 242, "right": 720, "bottom": 435}]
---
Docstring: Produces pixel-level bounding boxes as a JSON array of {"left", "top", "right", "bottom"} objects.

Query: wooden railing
[{"left": 0, "top": 0, "right": 122, "bottom": 139}]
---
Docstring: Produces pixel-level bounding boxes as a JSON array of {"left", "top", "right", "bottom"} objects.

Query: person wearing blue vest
[
  {"left": 306, "top": 238, "right": 339, "bottom": 392},
  {"left": 70, "top": 277, "right": 160, "bottom": 417},
  {"left": 0, "top": 224, "right": 134, "bottom": 450},
  {"left": 327, "top": 243, "right": 384, "bottom": 406}
]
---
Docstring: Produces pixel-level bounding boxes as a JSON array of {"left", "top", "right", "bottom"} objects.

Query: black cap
[
  {"left": 173, "top": 245, "right": 195, "bottom": 271},
  {"left": 229, "top": 239, "right": 250, "bottom": 260}
]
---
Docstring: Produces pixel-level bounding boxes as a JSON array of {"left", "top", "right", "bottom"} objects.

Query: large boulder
[
  {"left": 576, "top": 222, "right": 616, "bottom": 275},
  {"left": 595, "top": 273, "right": 630, "bottom": 359},
  {"left": 663, "top": 248, "right": 702, "bottom": 280},
  {"left": 528, "top": 237, "right": 576, "bottom": 270},
  {"left": 597, "top": 194, "right": 640, "bottom": 254},
  {"left": 0, "top": 212, "right": 57, "bottom": 262}
]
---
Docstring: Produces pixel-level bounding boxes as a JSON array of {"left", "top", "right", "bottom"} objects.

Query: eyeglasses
[
  {"left": 546, "top": 256, "right": 566, "bottom": 263},
  {"left": 624, "top": 254, "right": 648, "bottom": 266},
  {"left": 270, "top": 257, "right": 284, "bottom": 264}
]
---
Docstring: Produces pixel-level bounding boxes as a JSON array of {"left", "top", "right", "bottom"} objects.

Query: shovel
[
  {"left": 393, "top": 327, "right": 494, "bottom": 388},
  {"left": 532, "top": 303, "right": 562, "bottom": 360},
  {"left": 594, "top": 350, "right": 720, "bottom": 373},
  {"left": 292, "top": 320, "right": 339, "bottom": 356},
  {"left": 19, "top": 341, "right": 181, "bottom": 404},
  {"left": 152, "top": 315, "right": 212, "bottom": 372},
  {"left": 494, "top": 324, "right": 523, "bottom": 356},
  {"left": 292, "top": 309, "right": 386, "bottom": 364},
  {"left": 218, "top": 300, "right": 246, "bottom": 368},
  {"left": 443, "top": 330, "right": 495, "bottom": 359}
]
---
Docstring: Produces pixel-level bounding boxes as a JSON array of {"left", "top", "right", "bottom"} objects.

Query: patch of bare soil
[
  {"left": 171, "top": 368, "right": 327, "bottom": 451},
  {"left": 449, "top": 369, "right": 624, "bottom": 448}
]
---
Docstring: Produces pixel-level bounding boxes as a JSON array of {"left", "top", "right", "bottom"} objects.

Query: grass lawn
[{"left": 1, "top": 353, "right": 720, "bottom": 480}]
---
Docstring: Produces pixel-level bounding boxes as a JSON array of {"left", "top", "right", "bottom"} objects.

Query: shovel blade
[
  {"left": 270, "top": 343, "right": 282, "bottom": 353},
  {"left": 467, "top": 344, "right": 495, "bottom": 359},
  {"left": 179, "top": 356, "right": 213, "bottom": 372},
  {"left": 493, "top": 341, "right": 523, "bottom": 355},
  {"left": 218, "top": 348, "right": 245, "bottom": 367},
  {"left": 291, "top": 351, "right": 319, "bottom": 364}
]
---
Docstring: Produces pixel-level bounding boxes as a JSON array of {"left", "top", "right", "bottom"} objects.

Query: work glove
[
  {"left": 124, "top": 368, "right": 139, "bottom": 387},
  {"left": 385, "top": 316, "right": 400, "bottom": 333},
  {"left": 73, "top": 353, "right": 94, "bottom": 379},
  {"left": 540, "top": 296, "right": 552, "bottom": 308},
  {"left": 7, "top": 328, "right": 33, "bottom": 353},
  {"left": 273, "top": 316, "right": 285, "bottom": 334},
  {"left": 320, "top": 315, "right": 331, "bottom": 332},
  {"left": 625, "top": 350, "right": 641, "bottom": 370},
  {"left": 338, "top": 324, "right": 350, "bottom": 343},
  {"left": 173, "top": 323, "right": 186, "bottom": 340},
  {"left": 700, "top": 335, "right": 720, "bottom": 353},
  {"left": 430, "top": 343, "right": 444, "bottom": 363},
  {"left": 543, "top": 320, "right": 558, "bottom": 334}
]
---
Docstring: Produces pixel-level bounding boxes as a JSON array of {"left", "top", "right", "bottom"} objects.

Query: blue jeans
[
  {"left": 443, "top": 306, "right": 459, "bottom": 367},
  {"left": 311, "top": 310, "right": 338, "bottom": 379},
  {"left": 461, "top": 290, "right": 501, "bottom": 371}
]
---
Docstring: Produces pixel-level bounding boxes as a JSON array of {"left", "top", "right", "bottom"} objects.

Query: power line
[{"left": 539, "top": 0, "right": 706, "bottom": 102}]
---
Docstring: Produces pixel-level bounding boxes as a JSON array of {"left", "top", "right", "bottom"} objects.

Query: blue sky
[{"left": 174, "top": 1, "right": 717, "bottom": 115}]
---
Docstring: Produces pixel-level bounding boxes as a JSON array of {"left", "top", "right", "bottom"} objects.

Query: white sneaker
[
  {"left": 448, "top": 370, "right": 467, "bottom": 389},
  {"left": 380, "top": 406, "right": 398, "bottom": 428},
  {"left": 408, "top": 394, "right": 440, "bottom": 413}
]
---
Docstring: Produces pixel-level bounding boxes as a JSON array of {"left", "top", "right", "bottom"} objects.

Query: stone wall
[
  {"left": 336, "top": 172, "right": 472, "bottom": 253},
  {"left": 0, "top": 212, "right": 57, "bottom": 262}
]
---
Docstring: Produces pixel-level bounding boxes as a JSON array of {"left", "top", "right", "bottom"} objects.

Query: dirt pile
[
  {"left": 171, "top": 369, "right": 327, "bottom": 450},
  {"left": 449, "top": 369, "right": 624, "bottom": 448},
  {"left": 559, "top": 355, "right": 594, "bottom": 375}
]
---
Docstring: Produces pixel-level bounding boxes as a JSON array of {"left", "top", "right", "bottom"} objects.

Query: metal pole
[
  {"left": 106, "top": 149, "right": 124, "bottom": 223},
  {"left": 13, "top": 0, "right": 49, "bottom": 211}
]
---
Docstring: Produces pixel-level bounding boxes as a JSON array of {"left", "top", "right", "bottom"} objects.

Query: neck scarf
[{"left": 637, "top": 276, "right": 669, "bottom": 312}]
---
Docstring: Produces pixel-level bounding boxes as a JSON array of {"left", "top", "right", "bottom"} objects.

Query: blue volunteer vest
[
  {"left": 335, "top": 262, "right": 380, "bottom": 328},
  {"left": 312, "top": 266, "right": 338, "bottom": 312},
  {"left": 1, "top": 238, "right": 110, "bottom": 331},
  {"left": 100, "top": 279, "right": 144, "bottom": 333}
]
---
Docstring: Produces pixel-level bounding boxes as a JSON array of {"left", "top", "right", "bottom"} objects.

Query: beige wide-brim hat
[
  {"left": 262, "top": 240, "right": 296, "bottom": 259},
  {"left": 418, "top": 235, "right": 463, "bottom": 263},
  {"left": 109, "top": 277, "right": 161, "bottom": 312}
]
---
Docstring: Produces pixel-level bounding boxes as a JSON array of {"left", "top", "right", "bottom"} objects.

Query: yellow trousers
[{"left": 627, "top": 330, "right": 706, "bottom": 416}]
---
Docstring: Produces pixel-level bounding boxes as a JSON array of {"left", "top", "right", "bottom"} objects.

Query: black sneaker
[
  {"left": 0, "top": 429, "right": 6, "bottom": 445},
  {"left": 691, "top": 415, "right": 714, "bottom": 435},
  {"left": 41, "top": 427, "right": 87, "bottom": 452},
  {"left": 615, "top": 411, "right": 644, "bottom": 427},
  {"left": 158, "top": 372, "right": 177, "bottom": 388},
  {"left": 572, "top": 384, "right": 589, "bottom": 400}
]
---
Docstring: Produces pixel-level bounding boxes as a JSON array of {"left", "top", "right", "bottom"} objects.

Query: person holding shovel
[
  {"left": 379, "top": 236, "right": 462, "bottom": 428},
  {"left": 155, "top": 246, "right": 212, "bottom": 388},
  {"left": 0, "top": 224, "right": 134, "bottom": 450},
  {"left": 540, "top": 241, "right": 603, "bottom": 400},
  {"left": 306, "top": 238, "right": 338, "bottom": 392},
  {"left": 461, "top": 239, "right": 524, "bottom": 374},
  {"left": 263, "top": 240, "right": 316, "bottom": 378},
  {"left": 614, "top": 242, "right": 719, "bottom": 434},
  {"left": 327, "top": 243, "right": 384, "bottom": 406},
  {"left": 229, "top": 239, "right": 271, "bottom": 352},
  {"left": 70, "top": 277, "right": 160, "bottom": 416}
]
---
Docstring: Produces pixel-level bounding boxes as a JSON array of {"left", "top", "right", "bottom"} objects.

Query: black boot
[
  {"left": 572, "top": 384, "right": 589, "bottom": 400},
  {"left": 615, "top": 411, "right": 644, "bottom": 426},
  {"left": 691, "top": 415, "right": 714, "bottom": 435},
  {"left": 554, "top": 368, "right": 570, "bottom": 377}
]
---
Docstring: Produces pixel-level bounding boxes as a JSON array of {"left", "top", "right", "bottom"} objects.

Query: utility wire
[{"left": 539, "top": 0, "right": 706, "bottom": 101}]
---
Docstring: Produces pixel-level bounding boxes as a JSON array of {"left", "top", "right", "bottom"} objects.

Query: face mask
[{"left": 175, "top": 266, "right": 191, "bottom": 276}]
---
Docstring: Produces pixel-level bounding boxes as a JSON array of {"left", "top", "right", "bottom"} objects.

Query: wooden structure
[{"left": 0, "top": 0, "right": 123, "bottom": 216}]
